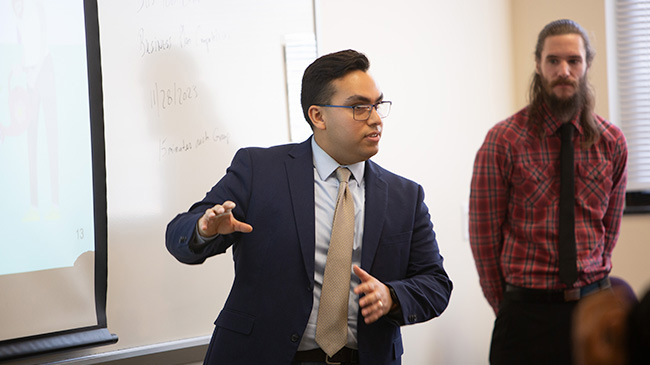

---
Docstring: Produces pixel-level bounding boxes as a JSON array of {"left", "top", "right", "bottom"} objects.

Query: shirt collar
[
  {"left": 311, "top": 136, "right": 365, "bottom": 183},
  {"left": 540, "top": 102, "right": 583, "bottom": 136}
]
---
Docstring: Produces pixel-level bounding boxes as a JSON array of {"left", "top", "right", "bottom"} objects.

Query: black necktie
[{"left": 559, "top": 123, "right": 577, "bottom": 286}]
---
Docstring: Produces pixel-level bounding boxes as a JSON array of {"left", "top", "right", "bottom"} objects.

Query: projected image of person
[
  {"left": 1, "top": 0, "right": 96, "bottom": 276},
  {"left": 1, "top": 0, "right": 60, "bottom": 221}
]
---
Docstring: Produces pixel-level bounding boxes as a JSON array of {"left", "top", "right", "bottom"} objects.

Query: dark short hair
[
  {"left": 534, "top": 19, "right": 595, "bottom": 66},
  {"left": 300, "top": 49, "right": 370, "bottom": 128}
]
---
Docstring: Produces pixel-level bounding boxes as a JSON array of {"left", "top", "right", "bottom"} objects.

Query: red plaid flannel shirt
[{"left": 469, "top": 106, "right": 627, "bottom": 312}]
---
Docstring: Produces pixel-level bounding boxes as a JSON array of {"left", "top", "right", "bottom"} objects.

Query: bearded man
[{"left": 469, "top": 19, "right": 628, "bottom": 365}]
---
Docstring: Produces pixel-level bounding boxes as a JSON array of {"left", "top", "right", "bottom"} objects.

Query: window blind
[{"left": 616, "top": 0, "right": 650, "bottom": 192}]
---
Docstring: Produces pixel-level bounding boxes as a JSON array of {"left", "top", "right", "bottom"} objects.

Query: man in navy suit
[{"left": 166, "top": 49, "right": 452, "bottom": 365}]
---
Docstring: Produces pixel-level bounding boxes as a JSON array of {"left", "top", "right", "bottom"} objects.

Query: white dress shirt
[{"left": 297, "top": 137, "right": 365, "bottom": 350}]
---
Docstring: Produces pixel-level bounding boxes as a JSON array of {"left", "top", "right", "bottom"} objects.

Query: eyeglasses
[{"left": 315, "top": 101, "right": 392, "bottom": 121}]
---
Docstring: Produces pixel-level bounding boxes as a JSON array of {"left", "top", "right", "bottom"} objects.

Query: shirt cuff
[
  {"left": 195, "top": 222, "right": 218, "bottom": 243},
  {"left": 189, "top": 222, "right": 219, "bottom": 253},
  {"left": 386, "top": 285, "right": 403, "bottom": 323}
]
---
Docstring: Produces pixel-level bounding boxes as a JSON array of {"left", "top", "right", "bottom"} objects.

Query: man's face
[
  {"left": 311, "top": 70, "right": 383, "bottom": 165},
  {"left": 536, "top": 33, "right": 588, "bottom": 101}
]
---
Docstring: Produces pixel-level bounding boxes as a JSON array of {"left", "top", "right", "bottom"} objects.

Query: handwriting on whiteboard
[
  {"left": 139, "top": 25, "right": 230, "bottom": 57},
  {"left": 150, "top": 82, "right": 198, "bottom": 116},
  {"left": 159, "top": 129, "right": 230, "bottom": 160}
]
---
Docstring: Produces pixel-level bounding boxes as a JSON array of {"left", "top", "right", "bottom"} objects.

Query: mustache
[{"left": 550, "top": 79, "right": 577, "bottom": 88}]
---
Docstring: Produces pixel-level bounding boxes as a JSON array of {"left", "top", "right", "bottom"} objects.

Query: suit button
[
  {"left": 408, "top": 314, "right": 417, "bottom": 322},
  {"left": 290, "top": 333, "right": 300, "bottom": 343},
  {"left": 180, "top": 236, "right": 187, "bottom": 243}
]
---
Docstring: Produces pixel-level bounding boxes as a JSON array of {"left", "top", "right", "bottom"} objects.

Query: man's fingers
[
  {"left": 199, "top": 201, "right": 253, "bottom": 236},
  {"left": 234, "top": 221, "right": 253, "bottom": 233},
  {"left": 361, "top": 298, "right": 387, "bottom": 324},
  {"left": 360, "top": 291, "right": 383, "bottom": 308},
  {"left": 206, "top": 201, "right": 236, "bottom": 218},
  {"left": 221, "top": 200, "right": 236, "bottom": 209},
  {"left": 353, "top": 265, "right": 370, "bottom": 282},
  {"left": 353, "top": 266, "right": 392, "bottom": 324}
]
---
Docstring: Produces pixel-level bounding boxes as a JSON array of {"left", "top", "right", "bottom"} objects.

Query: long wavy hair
[{"left": 528, "top": 19, "right": 601, "bottom": 148}]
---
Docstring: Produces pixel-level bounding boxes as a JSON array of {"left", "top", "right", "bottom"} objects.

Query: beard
[
  {"left": 541, "top": 76, "right": 586, "bottom": 122},
  {"left": 528, "top": 70, "right": 599, "bottom": 147}
]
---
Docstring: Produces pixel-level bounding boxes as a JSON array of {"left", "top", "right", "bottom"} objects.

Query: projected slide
[{"left": 0, "top": 0, "right": 95, "bottom": 276}]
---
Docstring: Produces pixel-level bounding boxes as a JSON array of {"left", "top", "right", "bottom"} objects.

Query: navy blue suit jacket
[{"left": 166, "top": 138, "right": 452, "bottom": 365}]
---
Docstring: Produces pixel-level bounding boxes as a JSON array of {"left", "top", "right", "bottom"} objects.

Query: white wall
[{"left": 316, "top": 1, "right": 514, "bottom": 363}]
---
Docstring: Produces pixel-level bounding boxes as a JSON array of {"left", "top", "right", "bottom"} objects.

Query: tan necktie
[{"left": 315, "top": 167, "right": 355, "bottom": 357}]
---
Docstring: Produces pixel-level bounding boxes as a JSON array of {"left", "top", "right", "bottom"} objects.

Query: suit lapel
[
  {"left": 284, "top": 144, "right": 388, "bottom": 280},
  {"left": 286, "top": 139, "right": 316, "bottom": 285},
  {"left": 360, "top": 161, "right": 388, "bottom": 271}
]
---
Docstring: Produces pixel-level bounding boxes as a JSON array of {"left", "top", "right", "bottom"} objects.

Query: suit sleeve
[
  {"left": 165, "top": 148, "right": 253, "bottom": 264},
  {"left": 385, "top": 185, "right": 453, "bottom": 325}
]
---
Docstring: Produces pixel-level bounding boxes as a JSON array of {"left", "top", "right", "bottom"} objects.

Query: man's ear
[
  {"left": 309, "top": 105, "right": 326, "bottom": 131},
  {"left": 535, "top": 60, "right": 541, "bottom": 75}
]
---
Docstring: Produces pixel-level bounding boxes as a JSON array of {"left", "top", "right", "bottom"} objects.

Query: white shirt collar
[{"left": 311, "top": 136, "right": 365, "bottom": 183}]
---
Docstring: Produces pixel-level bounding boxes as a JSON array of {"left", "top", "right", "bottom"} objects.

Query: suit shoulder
[
  {"left": 368, "top": 160, "right": 421, "bottom": 190},
  {"left": 234, "top": 141, "right": 307, "bottom": 161},
  {"left": 240, "top": 142, "right": 301, "bottom": 155}
]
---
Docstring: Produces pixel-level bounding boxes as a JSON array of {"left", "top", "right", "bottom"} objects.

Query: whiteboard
[{"left": 96, "top": 0, "right": 315, "bottom": 356}]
